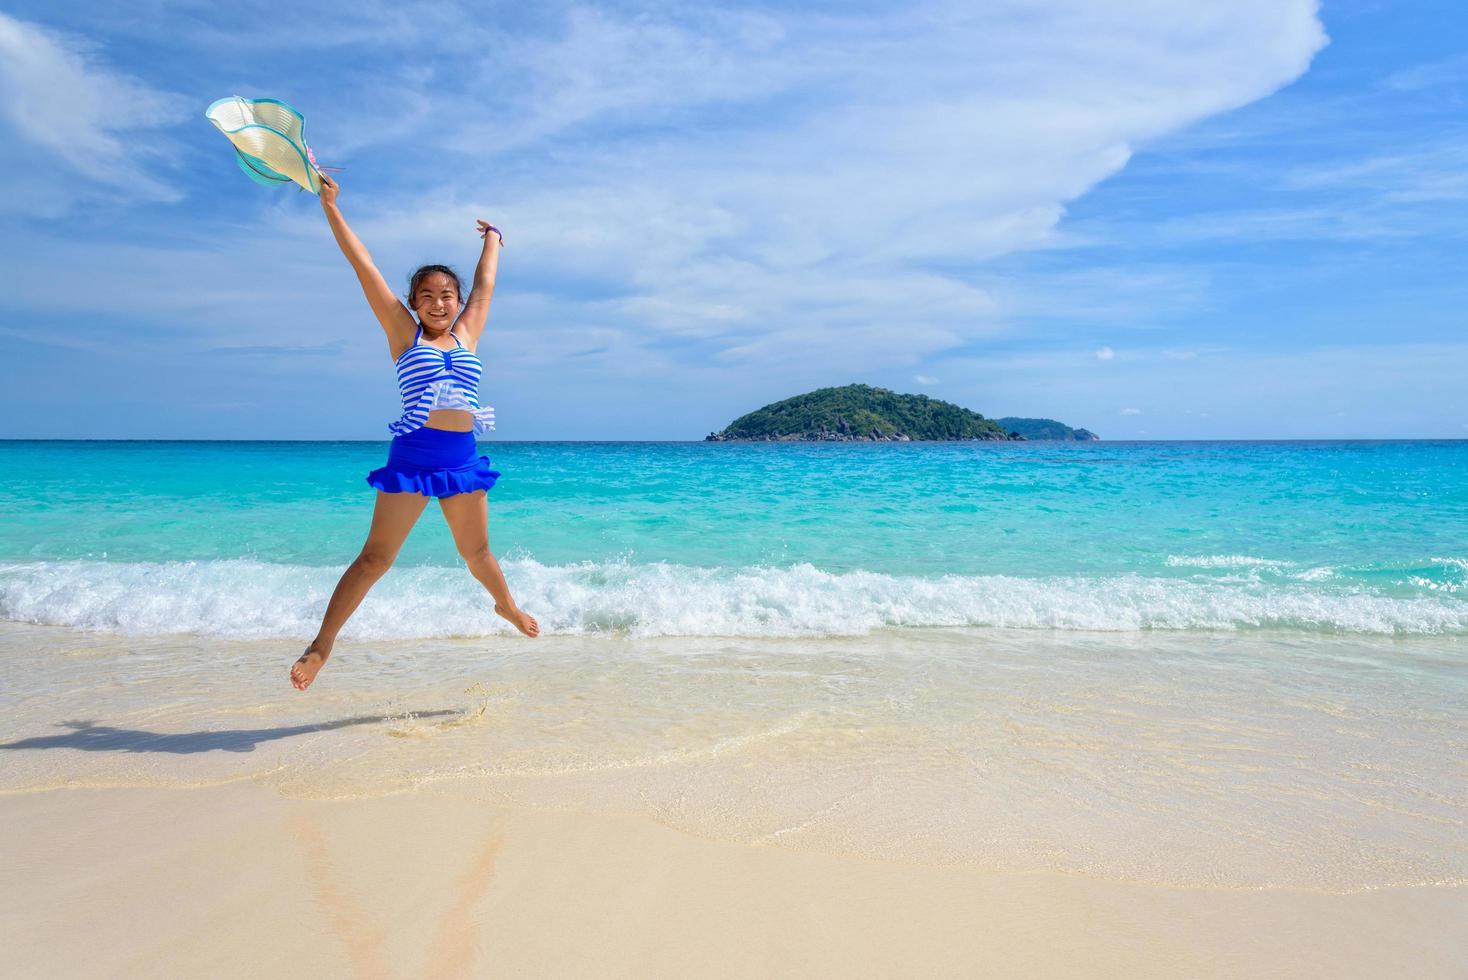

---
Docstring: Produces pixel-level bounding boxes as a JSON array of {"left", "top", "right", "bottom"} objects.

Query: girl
[{"left": 291, "top": 173, "right": 538, "bottom": 692}]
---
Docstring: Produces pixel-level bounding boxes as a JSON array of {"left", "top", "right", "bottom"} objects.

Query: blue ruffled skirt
[{"left": 366, "top": 427, "right": 500, "bottom": 498}]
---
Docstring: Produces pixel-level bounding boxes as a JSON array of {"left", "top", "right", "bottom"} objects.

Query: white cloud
[
  {"left": 914, "top": 375, "right": 939, "bottom": 385},
  {"left": 1120, "top": 407, "right": 1142, "bottom": 415},
  {"left": 377, "top": 0, "right": 1329, "bottom": 370},
  {"left": 1095, "top": 346, "right": 1116, "bottom": 361},
  {"left": 0, "top": 14, "right": 185, "bottom": 202},
  {"left": 462, "top": 7, "right": 792, "bottom": 155}
]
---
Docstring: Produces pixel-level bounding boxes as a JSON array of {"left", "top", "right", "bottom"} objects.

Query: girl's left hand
[
  {"left": 318, "top": 172, "right": 340, "bottom": 208},
  {"left": 477, "top": 220, "right": 504, "bottom": 246}
]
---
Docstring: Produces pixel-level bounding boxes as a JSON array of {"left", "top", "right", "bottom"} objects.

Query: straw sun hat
[{"left": 205, "top": 96, "right": 322, "bottom": 193}]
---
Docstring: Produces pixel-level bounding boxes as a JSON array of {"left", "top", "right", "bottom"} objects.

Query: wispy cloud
[
  {"left": 1285, "top": 139, "right": 1468, "bottom": 203},
  {"left": 453, "top": 6, "right": 794, "bottom": 155},
  {"left": 1381, "top": 53, "right": 1468, "bottom": 93},
  {"left": 0, "top": 13, "right": 187, "bottom": 206}
]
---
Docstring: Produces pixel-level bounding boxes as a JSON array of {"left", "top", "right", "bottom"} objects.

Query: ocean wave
[
  {"left": 2, "top": 559, "right": 1466, "bottom": 640},
  {"left": 1166, "top": 554, "right": 1293, "bottom": 569}
]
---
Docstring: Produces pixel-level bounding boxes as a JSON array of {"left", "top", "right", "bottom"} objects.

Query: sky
[{"left": 0, "top": 0, "right": 1463, "bottom": 440}]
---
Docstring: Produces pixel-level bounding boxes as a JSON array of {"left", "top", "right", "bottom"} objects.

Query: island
[
  {"left": 995, "top": 417, "right": 1100, "bottom": 441},
  {"left": 704, "top": 384, "right": 1097, "bottom": 442}
]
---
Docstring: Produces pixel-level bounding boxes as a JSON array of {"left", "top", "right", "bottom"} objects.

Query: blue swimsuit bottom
[{"left": 365, "top": 426, "right": 500, "bottom": 499}]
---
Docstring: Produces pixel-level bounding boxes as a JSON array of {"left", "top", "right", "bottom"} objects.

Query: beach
[
  {"left": 6, "top": 782, "right": 1466, "bottom": 979},
  {"left": 2, "top": 440, "right": 1466, "bottom": 975},
  {"left": 2, "top": 618, "right": 1465, "bottom": 977}
]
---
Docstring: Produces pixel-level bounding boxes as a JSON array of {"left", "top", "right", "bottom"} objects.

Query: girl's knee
[
  {"left": 355, "top": 549, "right": 396, "bottom": 576},
  {"left": 458, "top": 542, "right": 493, "bottom": 564}
]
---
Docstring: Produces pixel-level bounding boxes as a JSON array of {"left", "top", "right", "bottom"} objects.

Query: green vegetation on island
[{"left": 705, "top": 384, "right": 1094, "bottom": 442}]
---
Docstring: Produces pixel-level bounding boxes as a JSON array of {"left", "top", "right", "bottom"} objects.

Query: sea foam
[{"left": 2, "top": 559, "right": 1465, "bottom": 640}]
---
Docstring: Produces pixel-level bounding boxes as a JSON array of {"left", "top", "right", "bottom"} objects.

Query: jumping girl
[{"left": 291, "top": 173, "right": 539, "bottom": 692}]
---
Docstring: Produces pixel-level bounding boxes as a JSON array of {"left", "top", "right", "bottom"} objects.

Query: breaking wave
[{"left": 2, "top": 558, "right": 1466, "bottom": 639}]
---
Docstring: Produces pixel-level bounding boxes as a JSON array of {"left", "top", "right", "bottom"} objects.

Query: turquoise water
[{"left": 2, "top": 439, "right": 1466, "bottom": 637}]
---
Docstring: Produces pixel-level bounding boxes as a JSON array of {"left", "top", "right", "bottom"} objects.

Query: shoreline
[
  {"left": 3, "top": 622, "right": 1465, "bottom": 894},
  {"left": 4, "top": 781, "right": 1466, "bottom": 979}
]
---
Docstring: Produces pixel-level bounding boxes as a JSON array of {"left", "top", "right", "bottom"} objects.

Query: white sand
[{"left": 3, "top": 783, "right": 1464, "bottom": 979}]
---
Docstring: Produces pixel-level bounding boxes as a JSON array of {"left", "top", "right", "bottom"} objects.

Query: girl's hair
[{"left": 407, "top": 264, "right": 463, "bottom": 306}]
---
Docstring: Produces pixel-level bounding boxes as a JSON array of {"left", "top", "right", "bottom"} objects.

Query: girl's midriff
[{"left": 424, "top": 408, "right": 475, "bottom": 432}]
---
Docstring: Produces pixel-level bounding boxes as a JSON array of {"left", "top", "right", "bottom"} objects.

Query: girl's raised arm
[
  {"left": 318, "top": 174, "right": 417, "bottom": 357},
  {"left": 454, "top": 219, "right": 502, "bottom": 351}
]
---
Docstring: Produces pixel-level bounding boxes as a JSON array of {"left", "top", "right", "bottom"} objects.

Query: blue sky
[{"left": 0, "top": 0, "right": 1463, "bottom": 439}]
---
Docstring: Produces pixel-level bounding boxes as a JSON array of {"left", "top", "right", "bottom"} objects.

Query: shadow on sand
[{"left": 0, "top": 712, "right": 460, "bottom": 755}]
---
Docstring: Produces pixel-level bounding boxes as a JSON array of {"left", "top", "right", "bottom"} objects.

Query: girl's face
[{"left": 413, "top": 272, "right": 461, "bottom": 330}]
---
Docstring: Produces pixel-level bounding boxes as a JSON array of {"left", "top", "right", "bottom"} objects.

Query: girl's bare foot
[
  {"left": 495, "top": 603, "right": 540, "bottom": 638},
  {"left": 291, "top": 642, "right": 331, "bottom": 691}
]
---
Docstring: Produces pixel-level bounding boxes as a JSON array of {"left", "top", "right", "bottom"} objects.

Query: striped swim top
[{"left": 389, "top": 326, "right": 496, "bottom": 436}]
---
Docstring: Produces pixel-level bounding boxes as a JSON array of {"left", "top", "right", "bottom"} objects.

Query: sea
[{"left": 2, "top": 439, "right": 1465, "bottom": 890}]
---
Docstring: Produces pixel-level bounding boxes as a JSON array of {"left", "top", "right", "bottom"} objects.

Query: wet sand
[{"left": 3, "top": 782, "right": 1465, "bottom": 979}]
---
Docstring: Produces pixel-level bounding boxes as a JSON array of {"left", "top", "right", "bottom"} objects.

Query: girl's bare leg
[
  {"left": 438, "top": 490, "right": 540, "bottom": 637},
  {"left": 291, "top": 491, "right": 431, "bottom": 690}
]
